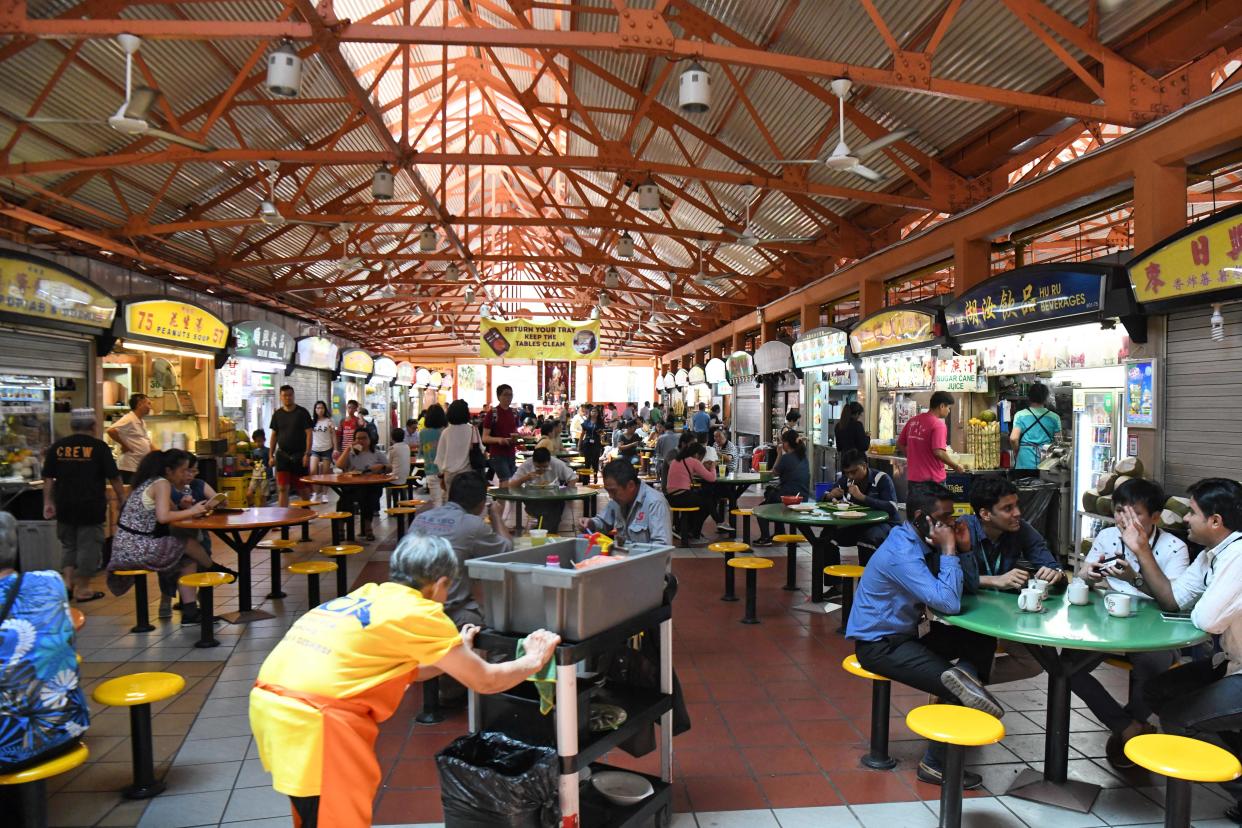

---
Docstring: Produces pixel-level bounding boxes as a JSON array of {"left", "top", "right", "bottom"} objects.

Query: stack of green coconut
[{"left": 1080, "top": 456, "right": 1192, "bottom": 530}]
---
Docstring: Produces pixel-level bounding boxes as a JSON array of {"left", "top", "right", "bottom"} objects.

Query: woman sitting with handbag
[
  {"left": 664, "top": 443, "right": 717, "bottom": 541},
  {"left": 106, "top": 449, "right": 233, "bottom": 625}
]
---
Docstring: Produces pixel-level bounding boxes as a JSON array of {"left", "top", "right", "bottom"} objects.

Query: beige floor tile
[{"left": 47, "top": 791, "right": 122, "bottom": 828}]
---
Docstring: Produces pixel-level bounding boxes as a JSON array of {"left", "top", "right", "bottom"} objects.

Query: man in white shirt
[
  {"left": 569, "top": 404, "right": 588, "bottom": 443},
  {"left": 106, "top": 393, "right": 152, "bottom": 483},
  {"left": 503, "top": 447, "right": 577, "bottom": 531},
  {"left": 1133, "top": 477, "right": 1242, "bottom": 822},
  {"left": 1071, "top": 479, "right": 1189, "bottom": 769}
]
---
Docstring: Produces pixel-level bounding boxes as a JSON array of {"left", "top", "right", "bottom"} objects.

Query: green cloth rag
[{"left": 517, "top": 636, "right": 557, "bottom": 715}]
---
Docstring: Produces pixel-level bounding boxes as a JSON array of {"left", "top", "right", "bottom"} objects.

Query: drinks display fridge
[{"left": 1071, "top": 388, "right": 1125, "bottom": 567}]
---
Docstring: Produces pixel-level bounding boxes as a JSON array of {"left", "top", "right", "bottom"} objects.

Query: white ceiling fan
[
  {"left": 255, "top": 160, "right": 338, "bottom": 229},
  {"left": 719, "top": 184, "right": 817, "bottom": 249},
  {"left": 692, "top": 239, "right": 731, "bottom": 287},
  {"left": 20, "top": 34, "right": 213, "bottom": 151},
  {"left": 768, "top": 78, "right": 915, "bottom": 183}
]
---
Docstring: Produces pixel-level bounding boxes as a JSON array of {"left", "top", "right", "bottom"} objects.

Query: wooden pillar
[
  {"left": 761, "top": 315, "right": 777, "bottom": 342},
  {"left": 587, "top": 361, "right": 594, "bottom": 402},
  {"left": 731, "top": 329, "right": 744, "bottom": 353},
  {"left": 860, "top": 279, "right": 885, "bottom": 316},
  {"left": 801, "top": 301, "right": 819, "bottom": 334},
  {"left": 1133, "top": 161, "right": 1187, "bottom": 250},
  {"left": 954, "top": 237, "right": 992, "bottom": 290},
  {"left": 1130, "top": 160, "right": 1186, "bottom": 483}
]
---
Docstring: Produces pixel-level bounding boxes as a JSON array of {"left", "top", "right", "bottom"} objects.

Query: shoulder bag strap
[{"left": 0, "top": 571, "right": 26, "bottom": 625}]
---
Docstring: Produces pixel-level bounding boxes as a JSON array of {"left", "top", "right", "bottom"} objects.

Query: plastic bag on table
[{"left": 436, "top": 732, "right": 559, "bottom": 828}]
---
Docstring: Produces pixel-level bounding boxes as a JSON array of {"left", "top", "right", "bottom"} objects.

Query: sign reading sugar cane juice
[{"left": 479, "top": 318, "right": 601, "bottom": 359}]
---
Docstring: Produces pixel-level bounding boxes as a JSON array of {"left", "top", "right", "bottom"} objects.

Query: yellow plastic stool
[
  {"left": 397, "top": 499, "right": 429, "bottom": 509},
  {"left": 906, "top": 704, "right": 1005, "bottom": 828},
  {"left": 772, "top": 534, "right": 804, "bottom": 592},
  {"left": 670, "top": 506, "right": 700, "bottom": 545},
  {"left": 730, "top": 507, "right": 754, "bottom": 545},
  {"left": 320, "top": 544, "right": 363, "bottom": 598},
  {"left": 317, "top": 510, "right": 355, "bottom": 544},
  {"left": 727, "top": 556, "right": 773, "bottom": 624},
  {"left": 93, "top": 672, "right": 186, "bottom": 799},
  {"left": 178, "top": 572, "right": 234, "bottom": 648},
  {"left": 386, "top": 506, "right": 418, "bottom": 537},
  {"left": 825, "top": 563, "right": 866, "bottom": 633},
  {"left": 0, "top": 741, "right": 89, "bottom": 827},
  {"left": 113, "top": 569, "right": 155, "bottom": 633},
  {"left": 290, "top": 560, "right": 337, "bottom": 606},
  {"left": 284, "top": 500, "right": 317, "bottom": 541},
  {"left": 258, "top": 539, "right": 299, "bottom": 600},
  {"left": 1125, "top": 734, "right": 1242, "bottom": 828},
  {"left": 842, "top": 654, "right": 897, "bottom": 770},
  {"left": 707, "top": 541, "right": 750, "bottom": 602}
]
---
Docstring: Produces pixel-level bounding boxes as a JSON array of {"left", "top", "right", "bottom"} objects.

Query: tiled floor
[{"left": 40, "top": 492, "right": 1239, "bottom": 827}]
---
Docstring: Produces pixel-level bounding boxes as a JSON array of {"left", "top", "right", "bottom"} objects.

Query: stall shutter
[
  {"left": 0, "top": 331, "right": 88, "bottom": 378},
  {"left": 733, "top": 381, "right": 762, "bottom": 439},
  {"left": 1164, "top": 305, "right": 1242, "bottom": 494}
]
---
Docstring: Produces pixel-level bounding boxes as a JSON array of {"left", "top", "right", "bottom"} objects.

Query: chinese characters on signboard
[
  {"left": 232, "top": 321, "right": 293, "bottom": 363},
  {"left": 933, "top": 355, "right": 978, "bottom": 391},
  {"left": 1127, "top": 206, "right": 1242, "bottom": 305},
  {"left": 124, "top": 299, "right": 228, "bottom": 349},
  {"left": 943, "top": 268, "right": 1105, "bottom": 337}
]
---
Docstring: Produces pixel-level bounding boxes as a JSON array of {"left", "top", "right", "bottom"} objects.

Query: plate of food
[
  {"left": 789, "top": 503, "right": 818, "bottom": 512},
  {"left": 835, "top": 510, "right": 868, "bottom": 519}
]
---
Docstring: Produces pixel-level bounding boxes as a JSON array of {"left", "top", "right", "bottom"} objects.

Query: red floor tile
[
  {"left": 797, "top": 718, "right": 864, "bottom": 745},
  {"left": 674, "top": 746, "right": 749, "bottom": 778},
  {"left": 741, "top": 745, "right": 820, "bottom": 776},
  {"left": 684, "top": 775, "right": 768, "bottom": 811},
  {"left": 727, "top": 719, "right": 800, "bottom": 747},
  {"left": 827, "top": 767, "right": 920, "bottom": 804},
  {"left": 776, "top": 696, "right": 847, "bottom": 721},
  {"left": 806, "top": 741, "right": 871, "bottom": 770},
  {"left": 716, "top": 700, "right": 783, "bottom": 725},
  {"left": 373, "top": 789, "right": 443, "bottom": 824},
  {"left": 758, "top": 772, "right": 844, "bottom": 808},
  {"left": 385, "top": 758, "right": 439, "bottom": 789}
]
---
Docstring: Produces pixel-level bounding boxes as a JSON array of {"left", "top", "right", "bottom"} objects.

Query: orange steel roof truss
[{"left": 0, "top": 0, "right": 1240, "bottom": 356}]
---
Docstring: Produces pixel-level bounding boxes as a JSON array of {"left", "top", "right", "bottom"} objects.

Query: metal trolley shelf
[{"left": 470, "top": 603, "right": 675, "bottom": 828}]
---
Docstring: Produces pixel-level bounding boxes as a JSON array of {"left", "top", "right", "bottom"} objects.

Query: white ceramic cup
[
  {"left": 1028, "top": 577, "right": 1050, "bottom": 598},
  {"left": 530, "top": 529, "right": 548, "bottom": 546},
  {"left": 1067, "top": 579, "right": 1090, "bottom": 606},
  {"left": 1104, "top": 592, "right": 1134, "bottom": 617},
  {"left": 1017, "top": 588, "right": 1044, "bottom": 612}
]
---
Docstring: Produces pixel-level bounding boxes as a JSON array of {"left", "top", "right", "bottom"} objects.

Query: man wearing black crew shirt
[{"left": 42, "top": 408, "right": 126, "bottom": 602}]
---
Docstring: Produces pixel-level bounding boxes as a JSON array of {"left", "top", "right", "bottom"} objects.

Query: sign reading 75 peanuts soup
[{"left": 122, "top": 299, "right": 229, "bottom": 350}]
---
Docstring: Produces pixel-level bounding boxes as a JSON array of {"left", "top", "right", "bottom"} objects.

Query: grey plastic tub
[{"left": 465, "top": 538, "right": 672, "bottom": 640}]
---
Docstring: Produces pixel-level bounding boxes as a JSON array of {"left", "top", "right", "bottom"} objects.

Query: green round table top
[
  {"left": 752, "top": 503, "right": 888, "bottom": 526},
  {"left": 717, "top": 474, "right": 763, "bottom": 484},
  {"left": 489, "top": 486, "right": 597, "bottom": 502},
  {"left": 939, "top": 589, "right": 1208, "bottom": 653}
]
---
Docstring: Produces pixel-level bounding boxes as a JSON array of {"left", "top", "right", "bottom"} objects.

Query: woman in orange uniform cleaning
[{"left": 249, "top": 532, "right": 559, "bottom": 828}]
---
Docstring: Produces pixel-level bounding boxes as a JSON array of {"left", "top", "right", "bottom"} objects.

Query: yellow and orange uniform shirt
[{"left": 249, "top": 582, "right": 460, "bottom": 814}]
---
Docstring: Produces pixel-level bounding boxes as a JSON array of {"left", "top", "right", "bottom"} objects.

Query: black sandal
[{"left": 74, "top": 591, "right": 105, "bottom": 603}]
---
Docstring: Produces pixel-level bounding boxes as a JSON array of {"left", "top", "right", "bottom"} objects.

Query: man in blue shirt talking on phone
[{"left": 847, "top": 483, "right": 1000, "bottom": 791}]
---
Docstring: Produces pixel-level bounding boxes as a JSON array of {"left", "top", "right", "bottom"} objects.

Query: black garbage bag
[{"left": 436, "top": 732, "right": 559, "bottom": 828}]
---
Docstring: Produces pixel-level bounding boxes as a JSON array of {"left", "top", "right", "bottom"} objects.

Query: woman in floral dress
[
  {"left": 106, "top": 448, "right": 221, "bottom": 624},
  {"left": 0, "top": 512, "right": 90, "bottom": 776}
]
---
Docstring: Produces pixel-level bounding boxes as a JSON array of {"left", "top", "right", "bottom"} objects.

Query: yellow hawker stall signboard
[
  {"left": 0, "top": 252, "right": 116, "bottom": 329},
  {"left": 479, "top": 318, "right": 601, "bottom": 359},
  {"left": 122, "top": 299, "right": 229, "bottom": 349},
  {"left": 1127, "top": 203, "right": 1242, "bottom": 309}
]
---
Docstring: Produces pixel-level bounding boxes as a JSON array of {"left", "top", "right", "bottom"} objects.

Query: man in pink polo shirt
[{"left": 898, "top": 391, "right": 965, "bottom": 499}]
